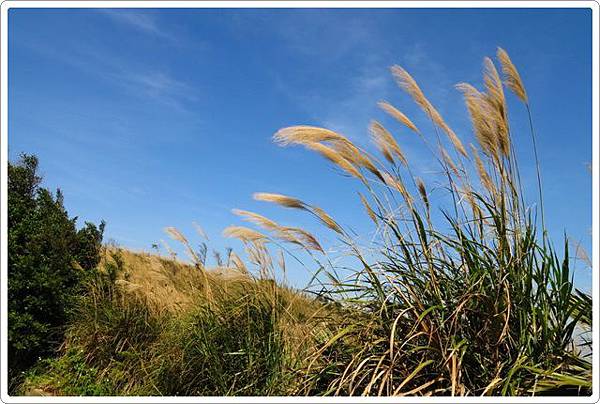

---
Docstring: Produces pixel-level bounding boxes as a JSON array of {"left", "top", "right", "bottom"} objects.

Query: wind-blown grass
[
  {"left": 19, "top": 48, "right": 591, "bottom": 397},
  {"left": 228, "top": 47, "right": 592, "bottom": 396}
]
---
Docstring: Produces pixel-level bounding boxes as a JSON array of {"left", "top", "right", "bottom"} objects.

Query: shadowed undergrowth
[{"left": 20, "top": 248, "right": 326, "bottom": 396}]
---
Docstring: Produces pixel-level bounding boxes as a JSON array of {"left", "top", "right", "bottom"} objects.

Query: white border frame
[{"left": 0, "top": 1, "right": 598, "bottom": 403}]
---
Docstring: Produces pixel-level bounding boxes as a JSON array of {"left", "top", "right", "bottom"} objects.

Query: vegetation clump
[
  {"left": 224, "top": 48, "right": 592, "bottom": 396},
  {"left": 8, "top": 154, "right": 104, "bottom": 391}
]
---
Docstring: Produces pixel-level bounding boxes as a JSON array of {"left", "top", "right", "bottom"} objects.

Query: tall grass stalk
[{"left": 231, "top": 48, "right": 592, "bottom": 396}]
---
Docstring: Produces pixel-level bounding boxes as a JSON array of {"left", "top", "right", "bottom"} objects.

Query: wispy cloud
[
  {"left": 116, "top": 69, "right": 198, "bottom": 109},
  {"left": 97, "top": 9, "right": 178, "bottom": 42},
  {"left": 227, "top": 10, "right": 381, "bottom": 70},
  {"left": 25, "top": 39, "right": 197, "bottom": 111},
  {"left": 276, "top": 14, "right": 375, "bottom": 63}
]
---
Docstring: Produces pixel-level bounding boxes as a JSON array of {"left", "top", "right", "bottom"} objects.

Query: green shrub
[
  {"left": 8, "top": 154, "right": 104, "bottom": 390},
  {"left": 18, "top": 349, "right": 112, "bottom": 396}
]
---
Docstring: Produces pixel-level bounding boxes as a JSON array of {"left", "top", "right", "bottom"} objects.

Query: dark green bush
[{"left": 8, "top": 154, "right": 104, "bottom": 390}]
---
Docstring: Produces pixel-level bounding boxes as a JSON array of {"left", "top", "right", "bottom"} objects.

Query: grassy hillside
[{"left": 20, "top": 247, "right": 329, "bottom": 396}]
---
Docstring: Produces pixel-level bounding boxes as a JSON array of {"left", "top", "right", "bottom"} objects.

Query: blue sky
[{"left": 8, "top": 7, "right": 593, "bottom": 290}]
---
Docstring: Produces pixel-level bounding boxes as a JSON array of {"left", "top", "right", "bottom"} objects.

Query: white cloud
[
  {"left": 97, "top": 9, "right": 178, "bottom": 42},
  {"left": 25, "top": 39, "right": 197, "bottom": 111}
]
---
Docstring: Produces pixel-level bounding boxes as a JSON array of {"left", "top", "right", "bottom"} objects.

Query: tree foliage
[{"left": 8, "top": 154, "right": 104, "bottom": 388}]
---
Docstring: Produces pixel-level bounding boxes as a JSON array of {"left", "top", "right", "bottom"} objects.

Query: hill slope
[{"left": 20, "top": 247, "right": 326, "bottom": 396}]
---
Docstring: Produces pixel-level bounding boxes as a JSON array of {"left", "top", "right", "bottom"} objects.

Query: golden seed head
[
  {"left": 279, "top": 227, "right": 324, "bottom": 253},
  {"left": 312, "top": 206, "right": 343, "bottom": 235},
  {"left": 381, "top": 171, "right": 413, "bottom": 206},
  {"left": 456, "top": 83, "right": 498, "bottom": 159},
  {"left": 378, "top": 101, "right": 420, "bottom": 134},
  {"left": 369, "top": 120, "right": 408, "bottom": 166},
  {"left": 223, "top": 226, "right": 267, "bottom": 242},
  {"left": 359, "top": 193, "right": 378, "bottom": 224},
  {"left": 391, "top": 65, "right": 467, "bottom": 157},
  {"left": 470, "top": 144, "right": 496, "bottom": 195},
  {"left": 497, "top": 47, "right": 528, "bottom": 103},
  {"left": 164, "top": 226, "right": 188, "bottom": 245},
  {"left": 253, "top": 192, "right": 307, "bottom": 210},
  {"left": 273, "top": 126, "right": 353, "bottom": 148},
  {"left": 228, "top": 251, "right": 248, "bottom": 273},
  {"left": 483, "top": 58, "right": 510, "bottom": 157},
  {"left": 304, "top": 142, "right": 365, "bottom": 181},
  {"left": 232, "top": 209, "right": 280, "bottom": 232}
]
